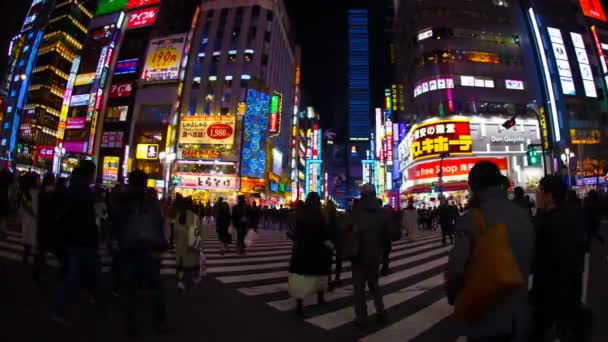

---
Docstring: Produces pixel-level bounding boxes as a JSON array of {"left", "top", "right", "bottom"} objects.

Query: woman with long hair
[{"left": 288, "top": 192, "right": 333, "bottom": 317}]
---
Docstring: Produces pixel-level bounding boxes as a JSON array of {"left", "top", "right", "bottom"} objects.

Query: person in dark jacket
[
  {"left": 438, "top": 199, "right": 458, "bottom": 245},
  {"left": 289, "top": 192, "right": 332, "bottom": 317},
  {"left": 512, "top": 186, "right": 532, "bottom": 216},
  {"left": 248, "top": 200, "right": 260, "bottom": 232},
  {"left": 348, "top": 184, "right": 389, "bottom": 328},
  {"left": 52, "top": 160, "right": 101, "bottom": 324},
  {"left": 325, "top": 201, "right": 343, "bottom": 288},
  {"left": 585, "top": 190, "right": 605, "bottom": 248},
  {"left": 215, "top": 197, "right": 231, "bottom": 255},
  {"left": 232, "top": 196, "right": 249, "bottom": 255},
  {"left": 531, "top": 176, "right": 589, "bottom": 341},
  {"left": 33, "top": 173, "right": 56, "bottom": 285}
]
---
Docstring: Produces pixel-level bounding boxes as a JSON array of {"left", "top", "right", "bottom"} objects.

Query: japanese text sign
[
  {"left": 181, "top": 149, "right": 221, "bottom": 160},
  {"left": 127, "top": 0, "right": 161, "bottom": 9},
  {"left": 407, "top": 157, "right": 508, "bottom": 181},
  {"left": 173, "top": 173, "right": 240, "bottom": 191},
  {"left": 141, "top": 34, "right": 186, "bottom": 82},
  {"left": 180, "top": 116, "right": 235, "bottom": 145},
  {"left": 410, "top": 119, "right": 472, "bottom": 161},
  {"left": 127, "top": 6, "right": 159, "bottom": 29},
  {"left": 109, "top": 82, "right": 133, "bottom": 98}
]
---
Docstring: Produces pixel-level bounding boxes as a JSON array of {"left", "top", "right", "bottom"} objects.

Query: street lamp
[
  {"left": 560, "top": 148, "right": 575, "bottom": 188},
  {"left": 53, "top": 143, "right": 66, "bottom": 176}
]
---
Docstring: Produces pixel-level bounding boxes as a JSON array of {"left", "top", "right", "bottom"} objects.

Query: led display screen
[{"left": 241, "top": 90, "right": 271, "bottom": 178}]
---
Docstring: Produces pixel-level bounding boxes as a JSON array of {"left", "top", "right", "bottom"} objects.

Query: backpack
[{"left": 122, "top": 194, "right": 168, "bottom": 251}]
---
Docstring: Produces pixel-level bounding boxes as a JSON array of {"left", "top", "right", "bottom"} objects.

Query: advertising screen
[
  {"left": 74, "top": 73, "right": 96, "bottom": 86},
  {"left": 127, "top": 6, "right": 159, "bottom": 29},
  {"left": 127, "top": 0, "right": 161, "bottom": 9},
  {"left": 136, "top": 144, "right": 159, "bottom": 160},
  {"left": 579, "top": 0, "right": 607, "bottom": 22},
  {"left": 70, "top": 94, "right": 90, "bottom": 107},
  {"left": 179, "top": 115, "right": 236, "bottom": 145},
  {"left": 548, "top": 27, "right": 576, "bottom": 95},
  {"left": 241, "top": 90, "right": 271, "bottom": 178},
  {"left": 571, "top": 32, "right": 598, "bottom": 98},
  {"left": 102, "top": 156, "right": 120, "bottom": 183},
  {"left": 409, "top": 119, "right": 472, "bottom": 161},
  {"left": 115, "top": 59, "right": 139, "bottom": 75},
  {"left": 96, "top": 0, "right": 128, "bottom": 16},
  {"left": 141, "top": 34, "right": 186, "bottom": 82}
]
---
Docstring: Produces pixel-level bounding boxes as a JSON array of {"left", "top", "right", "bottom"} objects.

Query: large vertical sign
[
  {"left": 58, "top": 56, "right": 81, "bottom": 140},
  {"left": 571, "top": 32, "right": 597, "bottom": 97},
  {"left": 590, "top": 25, "right": 608, "bottom": 89},
  {"left": 269, "top": 94, "right": 282, "bottom": 136},
  {"left": 241, "top": 90, "right": 271, "bottom": 178},
  {"left": 305, "top": 159, "right": 322, "bottom": 195},
  {"left": 579, "top": 0, "right": 607, "bottom": 22},
  {"left": 548, "top": 27, "right": 576, "bottom": 96}
]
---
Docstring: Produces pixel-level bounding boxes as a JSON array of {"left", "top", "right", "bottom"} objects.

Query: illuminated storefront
[{"left": 399, "top": 116, "right": 544, "bottom": 204}]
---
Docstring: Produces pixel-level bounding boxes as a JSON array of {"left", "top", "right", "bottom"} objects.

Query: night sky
[{"left": 0, "top": 0, "right": 369, "bottom": 139}]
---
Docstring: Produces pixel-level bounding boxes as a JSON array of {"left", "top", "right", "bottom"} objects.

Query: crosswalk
[
  {"left": 0, "top": 227, "right": 462, "bottom": 341},
  {"left": 203, "top": 229, "right": 462, "bottom": 342}
]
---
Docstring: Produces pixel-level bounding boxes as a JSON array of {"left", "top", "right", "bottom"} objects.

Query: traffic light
[
  {"left": 527, "top": 146, "right": 541, "bottom": 166},
  {"left": 502, "top": 117, "right": 517, "bottom": 129},
  {"left": 430, "top": 182, "right": 436, "bottom": 193}
]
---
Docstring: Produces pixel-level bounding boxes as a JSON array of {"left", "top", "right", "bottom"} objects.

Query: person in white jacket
[{"left": 401, "top": 202, "right": 419, "bottom": 242}]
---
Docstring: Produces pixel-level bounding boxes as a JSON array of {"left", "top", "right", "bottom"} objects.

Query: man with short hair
[{"left": 349, "top": 184, "right": 389, "bottom": 328}]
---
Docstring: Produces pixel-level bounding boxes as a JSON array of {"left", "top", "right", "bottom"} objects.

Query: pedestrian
[
  {"left": 215, "top": 197, "right": 231, "bottom": 255},
  {"left": 438, "top": 198, "right": 458, "bottom": 245},
  {"left": 288, "top": 192, "right": 332, "bottom": 317},
  {"left": 173, "top": 196, "right": 202, "bottom": 292},
  {"left": 33, "top": 173, "right": 56, "bottom": 285},
  {"left": 445, "top": 161, "right": 534, "bottom": 341},
  {"left": 381, "top": 204, "right": 400, "bottom": 276},
  {"left": 348, "top": 184, "right": 389, "bottom": 328},
  {"left": 325, "top": 201, "right": 343, "bottom": 288},
  {"left": 248, "top": 200, "right": 260, "bottom": 232},
  {"left": 0, "top": 169, "right": 15, "bottom": 240},
  {"left": 110, "top": 170, "right": 168, "bottom": 339},
  {"left": 231, "top": 195, "right": 249, "bottom": 255},
  {"left": 52, "top": 161, "right": 101, "bottom": 325},
  {"left": 402, "top": 200, "right": 419, "bottom": 242},
  {"left": 20, "top": 172, "right": 38, "bottom": 263},
  {"left": 512, "top": 186, "right": 532, "bottom": 216},
  {"left": 584, "top": 190, "right": 605, "bottom": 247},
  {"left": 530, "top": 175, "right": 590, "bottom": 341}
]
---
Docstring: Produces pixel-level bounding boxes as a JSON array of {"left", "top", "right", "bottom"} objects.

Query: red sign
[
  {"left": 36, "top": 146, "right": 55, "bottom": 159},
  {"left": 182, "top": 150, "right": 221, "bottom": 160},
  {"left": 207, "top": 123, "right": 234, "bottom": 140},
  {"left": 127, "top": 0, "right": 161, "bottom": 9},
  {"left": 579, "top": 0, "right": 607, "bottom": 22},
  {"left": 110, "top": 82, "right": 133, "bottom": 98},
  {"left": 410, "top": 119, "right": 472, "bottom": 161},
  {"left": 66, "top": 117, "right": 86, "bottom": 129},
  {"left": 406, "top": 157, "right": 508, "bottom": 181},
  {"left": 127, "top": 6, "right": 159, "bottom": 29}
]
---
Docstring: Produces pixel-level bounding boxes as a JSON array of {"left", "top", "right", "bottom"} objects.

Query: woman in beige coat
[{"left": 173, "top": 196, "right": 201, "bottom": 292}]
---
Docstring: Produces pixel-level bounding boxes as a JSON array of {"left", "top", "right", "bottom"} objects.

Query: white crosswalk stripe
[{"left": 0, "top": 227, "right": 461, "bottom": 341}]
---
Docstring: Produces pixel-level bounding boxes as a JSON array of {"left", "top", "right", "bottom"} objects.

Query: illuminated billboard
[
  {"left": 141, "top": 33, "right": 186, "bottom": 82},
  {"left": 547, "top": 27, "right": 576, "bottom": 95},
  {"left": 136, "top": 143, "right": 159, "bottom": 160},
  {"left": 269, "top": 94, "right": 282, "bottom": 135},
  {"left": 579, "top": 0, "right": 607, "bottom": 22},
  {"left": 127, "top": 6, "right": 159, "bottom": 29},
  {"left": 571, "top": 32, "right": 597, "bottom": 97},
  {"left": 96, "top": 0, "right": 128, "bottom": 16},
  {"left": 408, "top": 119, "right": 472, "bottom": 161},
  {"left": 179, "top": 115, "right": 236, "bottom": 145},
  {"left": 127, "top": 0, "right": 161, "bottom": 9},
  {"left": 115, "top": 59, "right": 139, "bottom": 75},
  {"left": 241, "top": 90, "right": 271, "bottom": 179}
]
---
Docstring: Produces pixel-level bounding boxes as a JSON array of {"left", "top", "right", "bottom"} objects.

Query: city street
[{"left": 2, "top": 223, "right": 607, "bottom": 342}]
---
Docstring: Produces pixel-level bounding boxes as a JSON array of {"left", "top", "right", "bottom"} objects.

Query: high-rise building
[
  {"left": 0, "top": 0, "right": 96, "bottom": 171},
  {"left": 395, "top": 0, "right": 546, "bottom": 199},
  {"left": 174, "top": 0, "right": 296, "bottom": 203}
]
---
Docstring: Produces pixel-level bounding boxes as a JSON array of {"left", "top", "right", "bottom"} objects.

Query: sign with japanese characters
[
  {"left": 179, "top": 115, "right": 236, "bottom": 145},
  {"left": 173, "top": 173, "right": 240, "bottom": 190},
  {"left": 136, "top": 144, "right": 159, "bottom": 160},
  {"left": 409, "top": 119, "right": 472, "bottom": 161},
  {"left": 141, "top": 34, "right": 186, "bottom": 82},
  {"left": 36, "top": 146, "right": 55, "bottom": 159},
  {"left": 127, "top": 6, "right": 159, "bottom": 29},
  {"left": 109, "top": 82, "right": 133, "bottom": 98},
  {"left": 181, "top": 149, "right": 221, "bottom": 160},
  {"left": 127, "top": 0, "right": 161, "bottom": 10},
  {"left": 406, "top": 157, "right": 508, "bottom": 181}
]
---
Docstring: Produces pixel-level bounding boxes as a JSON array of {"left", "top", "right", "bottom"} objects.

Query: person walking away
[
  {"left": 531, "top": 176, "right": 589, "bottom": 341},
  {"left": 512, "top": 186, "right": 532, "bottom": 216},
  {"left": 248, "top": 200, "right": 260, "bottom": 232},
  {"left": 33, "top": 173, "right": 56, "bottom": 285},
  {"left": 0, "top": 169, "right": 15, "bottom": 240},
  {"left": 232, "top": 196, "right": 249, "bottom": 255},
  {"left": 445, "top": 161, "right": 534, "bottom": 342},
  {"left": 52, "top": 161, "right": 102, "bottom": 325},
  {"left": 53, "top": 177, "right": 69, "bottom": 280},
  {"left": 215, "top": 197, "right": 231, "bottom": 254},
  {"left": 325, "top": 201, "right": 343, "bottom": 289},
  {"left": 288, "top": 192, "right": 332, "bottom": 317},
  {"left": 438, "top": 199, "right": 458, "bottom": 245},
  {"left": 402, "top": 201, "right": 419, "bottom": 242},
  {"left": 584, "top": 190, "right": 605, "bottom": 247},
  {"left": 173, "top": 196, "right": 202, "bottom": 292},
  {"left": 348, "top": 184, "right": 389, "bottom": 328},
  {"left": 20, "top": 173, "right": 39, "bottom": 263},
  {"left": 111, "top": 170, "right": 168, "bottom": 339}
]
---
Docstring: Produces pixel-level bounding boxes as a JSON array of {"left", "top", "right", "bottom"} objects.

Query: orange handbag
[{"left": 452, "top": 209, "right": 526, "bottom": 322}]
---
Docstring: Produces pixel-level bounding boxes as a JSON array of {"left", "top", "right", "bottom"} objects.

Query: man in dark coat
[
  {"left": 232, "top": 196, "right": 249, "bottom": 255},
  {"left": 348, "top": 184, "right": 389, "bottom": 328}
]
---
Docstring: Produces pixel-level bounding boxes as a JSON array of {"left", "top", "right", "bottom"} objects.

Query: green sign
[
  {"left": 270, "top": 95, "right": 280, "bottom": 114},
  {"left": 278, "top": 183, "right": 286, "bottom": 193},
  {"left": 527, "top": 146, "right": 541, "bottom": 167},
  {"left": 96, "top": 0, "right": 128, "bottom": 16}
]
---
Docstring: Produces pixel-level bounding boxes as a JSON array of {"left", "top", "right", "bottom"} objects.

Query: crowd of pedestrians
[{"left": 0, "top": 158, "right": 605, "bottom": 341}]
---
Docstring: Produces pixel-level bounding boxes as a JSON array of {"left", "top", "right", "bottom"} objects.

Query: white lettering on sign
[{"left": 490, "top": 136, "right": 526, "bottom": 143}]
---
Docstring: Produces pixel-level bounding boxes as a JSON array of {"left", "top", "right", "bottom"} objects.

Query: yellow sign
[
  {"left": 570, "top": 129, "right": 601, "bottom": 144},
  {"left": 179, "top": 115, "right": 236, "bottom": 145},
  {"left": 136, "top": 144, "right": 159, "bottom": 160},
  {"left": 74, "top": 73, "right": 96, "bottom": 86},
  {"left": 141, "top": 34, "right": 186, "bottom": 82}
]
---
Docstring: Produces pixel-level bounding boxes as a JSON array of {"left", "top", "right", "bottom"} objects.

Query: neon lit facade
[{"left": 347, "top": 9, "right": 371, "bottom": 140}]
